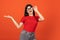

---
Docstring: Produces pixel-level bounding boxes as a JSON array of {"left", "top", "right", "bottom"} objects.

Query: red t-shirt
[{"left": 20, "top": 16, "right": 39, "bottom": 32}]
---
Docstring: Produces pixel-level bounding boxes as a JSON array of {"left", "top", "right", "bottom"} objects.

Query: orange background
[{"left": 0, "top": 0, "right": 60, "bottom": 40}]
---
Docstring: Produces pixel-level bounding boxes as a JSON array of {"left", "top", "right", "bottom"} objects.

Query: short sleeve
[
  {"left": 35, "top": 16, "right": 40, "bottom": 22},
  {"left": 20, "top": 16, "right": 25, "bottom": 23}
]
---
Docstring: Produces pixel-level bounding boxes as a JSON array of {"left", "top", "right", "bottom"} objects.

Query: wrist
[
  {"left": 11, "top": 17, "right": 13, "bottom": 20},
  {"left": 36, "top": 11, "right": 40, "bottom": 14}
]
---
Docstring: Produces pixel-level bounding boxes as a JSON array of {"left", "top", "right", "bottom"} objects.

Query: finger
[
  {"left": 32, "top": 7, "right": 34, "bottom": 9},
  {"left": 4, "top": 16, "right": 9, "bottom": 18},
  {"left": 34, "top": 6, "right": 36, "bottom": 8},
  {"left": 35, "top": 6, "right": 37, "bottom": 8},
  {"left": 35, "top": 6, "right": 37, "bottom": 7},
  {"left": 4, "top": 16, "right": 7, "bottom": 17}
]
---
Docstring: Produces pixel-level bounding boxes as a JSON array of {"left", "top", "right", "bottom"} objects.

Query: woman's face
[{"left": 27, "top": 6, "right": 33, "bottom": 15}]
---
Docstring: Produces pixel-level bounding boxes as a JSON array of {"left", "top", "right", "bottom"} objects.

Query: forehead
[{"left": 27, "top": 6, "right": 32, "bottom": 8}]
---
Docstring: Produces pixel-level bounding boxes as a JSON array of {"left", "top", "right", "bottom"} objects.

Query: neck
[
  {"left": 29, "top": 15, "right": 33, "bottom": 16},
  {"left": 29, "top": 13, "right": 33, "bottom": 16}
]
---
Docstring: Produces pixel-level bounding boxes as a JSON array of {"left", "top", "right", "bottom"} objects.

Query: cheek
[
  {"left": 27, "top": 10, "right": 28, "bottom": 12},
  {"left": 31, "top": 9, "right": 33, "bottom": 12},
  {"left": 31, "top": 10, "right": 33, "bottom": 13},
  {"left": 27, "top": 10, "right": 29, "bottom": 13}
]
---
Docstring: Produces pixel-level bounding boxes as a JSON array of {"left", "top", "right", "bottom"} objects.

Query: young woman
[{"left": 4, "top": 4, "right": 44, "bottom": 40}]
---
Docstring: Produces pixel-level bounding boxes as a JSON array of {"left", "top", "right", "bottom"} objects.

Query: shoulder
[
  {"left": 21, "top": 16, "right": 28, "bottom": 19},
  {"left": 22, "top": 16, "right": 27, "bottom": 18}
]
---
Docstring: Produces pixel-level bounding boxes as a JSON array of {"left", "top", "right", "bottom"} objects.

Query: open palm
[
  {"left": 33, "top": 6, "right": 38, "bottom": 12},
  {"left": 4, "top": 15, "right": 13, "bottom": 19}
]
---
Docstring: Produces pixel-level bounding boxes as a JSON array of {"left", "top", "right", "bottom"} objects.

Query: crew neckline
[{"left": 29, "top": 16, "right": 34, "bottom": 17}]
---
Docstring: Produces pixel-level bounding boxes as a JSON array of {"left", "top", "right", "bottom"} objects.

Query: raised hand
[
  {"left": 33, "top": 6, "right": 39, "bottom": 13},
  {"left": 4, "top": 15, "right": 13, "bottom": 19},
  {"left": 4, "top": 15, "right": 23, "bottom": 29},
  {"left": 33, "top": 6, "right": 44, "bottom": 21}
]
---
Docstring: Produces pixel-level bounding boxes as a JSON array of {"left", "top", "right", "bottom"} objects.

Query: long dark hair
[{"left": 24, "top": 4, "right": 35, "bottom": 16}]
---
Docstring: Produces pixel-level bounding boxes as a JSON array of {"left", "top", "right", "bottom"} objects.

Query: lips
[{"left": 29, "top": 11, "right": 32, "bottom": 12}]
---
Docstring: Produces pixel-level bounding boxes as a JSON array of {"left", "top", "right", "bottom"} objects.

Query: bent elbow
[
  {"left": 16, "top": 26, "right": 20, "bottom": 29},
  {"left": 42, "top": 18, "right": 45, "bottom": 21},
  {"left": 38, "top": 18, "right": 45, "bottom": 21}
]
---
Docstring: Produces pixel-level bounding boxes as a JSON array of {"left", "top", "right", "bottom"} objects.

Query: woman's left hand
[{"left": 33, "top": 6, "right": 39, "bottom": 13}]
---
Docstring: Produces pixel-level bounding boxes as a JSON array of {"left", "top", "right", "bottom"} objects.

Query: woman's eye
[{"left": 27, "top": 8, "right": 31, "bottom": 10}]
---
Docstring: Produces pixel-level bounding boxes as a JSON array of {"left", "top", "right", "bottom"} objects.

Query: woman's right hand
[
  {"left": 4, "top": 15, "right": 23, "bottom": 29},
  {"left": 4, "top": 15, "right": 13, "bottom": 19}
]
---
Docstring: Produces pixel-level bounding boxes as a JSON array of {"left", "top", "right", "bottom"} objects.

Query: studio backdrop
[{"left": 0, "top": 0, "right": 60, "bottom": 40}]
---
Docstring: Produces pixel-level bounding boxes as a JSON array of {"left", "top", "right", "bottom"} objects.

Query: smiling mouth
[
  {"left": 30, "top": 11, "right": 32, "bottom": 12},
  {"left": 29, "top": 11, "right": 32, "bottom": 12}
]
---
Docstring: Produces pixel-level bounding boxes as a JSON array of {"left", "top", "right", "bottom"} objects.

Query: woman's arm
[
  {"left": 4, "top": 15, "right": 23, "bottom": 29},
  {"left": 33, "top": 6, "right": 45, "bottom": 21}
]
